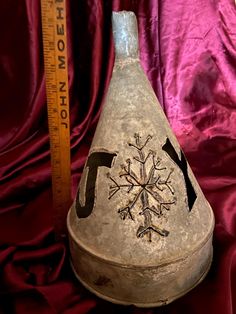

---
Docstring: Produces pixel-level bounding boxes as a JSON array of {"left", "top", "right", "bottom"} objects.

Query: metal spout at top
[{"left": 112, "top": 11, "right": 139, "bottom": 59}]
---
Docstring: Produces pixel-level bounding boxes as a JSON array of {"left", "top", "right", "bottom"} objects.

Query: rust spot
[{"left": 94, "top": 276, "right": 112, "bottom": 287}]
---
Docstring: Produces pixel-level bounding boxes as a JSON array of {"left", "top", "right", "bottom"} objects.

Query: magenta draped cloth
[{"left": 1, "top": 0, "right": 236, "bottom": 313}]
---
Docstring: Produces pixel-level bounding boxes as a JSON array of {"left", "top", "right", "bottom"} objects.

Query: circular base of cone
[
  {"left": 67, "top": 200, "right": 214, "bottom": 307},
  {"left": 70, "top": 252, "right": 213, "bottom": 307}
]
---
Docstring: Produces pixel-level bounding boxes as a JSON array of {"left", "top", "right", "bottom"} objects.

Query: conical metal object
[{"left": 67, "top": 11, "right": 214, "bottom": 307}]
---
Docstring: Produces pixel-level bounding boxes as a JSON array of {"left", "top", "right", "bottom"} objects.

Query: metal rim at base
[
  {"left": 70, "top": 250, "right": 213, "bottom": 308},
  {"left": 67, "top": 205, "right": 215, "bottom": 269}
]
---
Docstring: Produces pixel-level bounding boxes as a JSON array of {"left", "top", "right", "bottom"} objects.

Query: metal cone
[{"left": 67, "top": 11, "right": 214, "bottom": 307}]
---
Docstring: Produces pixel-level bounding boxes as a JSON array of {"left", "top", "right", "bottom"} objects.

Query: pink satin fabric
[{"left": 1, "top": 0, "right": 236, "bottom": 313}]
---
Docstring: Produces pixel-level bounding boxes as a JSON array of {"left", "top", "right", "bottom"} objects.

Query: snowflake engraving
[{"left": 107, "top": 133, "right": 176, "bottom": 242}]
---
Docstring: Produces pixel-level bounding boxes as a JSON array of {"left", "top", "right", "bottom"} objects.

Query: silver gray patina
[{"left": 67, "top": 11, "right": 215, "bottom": 307}]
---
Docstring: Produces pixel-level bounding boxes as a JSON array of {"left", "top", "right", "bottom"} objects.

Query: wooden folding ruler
[{"left": 41, "top": 0, "right": 71, "bottom": 239}]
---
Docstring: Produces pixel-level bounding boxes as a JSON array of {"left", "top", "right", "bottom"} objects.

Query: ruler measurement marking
[{"left": 41, "top": 0, "right": 71, "bottom": 238}]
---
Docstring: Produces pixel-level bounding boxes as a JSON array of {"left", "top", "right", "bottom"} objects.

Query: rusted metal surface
[{"left": 67, "top": 11, "right": 214, "bottom": 307}]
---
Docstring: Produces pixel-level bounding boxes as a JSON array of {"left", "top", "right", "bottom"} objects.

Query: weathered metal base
[
  {"left": 70, "top": 252, "right": 212, "bottom": 307},
  {"left": 67, "top": 205, "right": 214, "bottom": 307}
]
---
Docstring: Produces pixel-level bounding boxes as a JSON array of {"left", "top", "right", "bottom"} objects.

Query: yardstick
[{"left": 41, "top": 0, "right": 71, "bottom": 239}]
